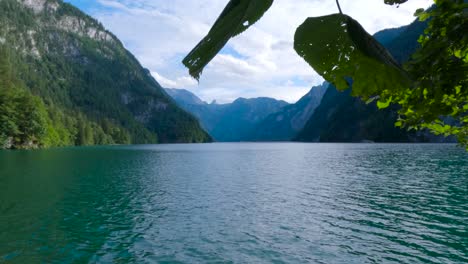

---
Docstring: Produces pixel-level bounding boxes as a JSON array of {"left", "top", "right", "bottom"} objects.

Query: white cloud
[
  {"left": 152, "top": 71, "right": 198, "bottom": 89},
  {"left": 85, "top": 0, "right": 433, "bottom": 103}
]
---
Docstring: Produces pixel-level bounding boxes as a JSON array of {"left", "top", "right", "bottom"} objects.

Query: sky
[{"left": 64, "top": 0, "right": 433, "bottom": 103}]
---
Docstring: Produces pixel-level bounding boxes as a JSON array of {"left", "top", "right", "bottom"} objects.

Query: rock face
[
  {"left": 0, "top": 0, "right": 211, "bottom": 145},
  {"left": 19, "top": 0, "right": 47, "bottom": 13},
  {"left": 10, "top": 0, "right": 115, "bottom": 59},
  {"left": 56, "top": 15, "right": 115, "bottom": 43}
]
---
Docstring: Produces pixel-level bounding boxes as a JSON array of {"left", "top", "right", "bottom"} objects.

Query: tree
[
  {"left": 0, "top": 48, "right": 13, "bottom": 88},
  {"left": 393, "top": 1, "right": 468, "bottom": 146},
  {"left": 14, "top": 91, "right": 49, "bottom": 147},
  {"left": 0, "top": 89, "right": 19, "bottom": 147},
  {"left": 0, "top": 88, "right": 49, "bottom": 149},
  {"left": 183, "top": 0, "right": 468, "bottom": 148}
]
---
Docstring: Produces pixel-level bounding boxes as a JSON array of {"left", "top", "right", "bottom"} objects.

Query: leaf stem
[{"left": 336, "top": 0, "right": 343, "bottom": 14}]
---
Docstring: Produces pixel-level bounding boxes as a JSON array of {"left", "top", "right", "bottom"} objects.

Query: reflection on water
[{"left": 0, "top": 143, "right": 467, "bottom": 263}]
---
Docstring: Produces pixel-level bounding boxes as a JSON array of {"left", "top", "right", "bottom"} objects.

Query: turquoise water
[{"left": 0, "top": 143, "right": 467, "bottom": 263}]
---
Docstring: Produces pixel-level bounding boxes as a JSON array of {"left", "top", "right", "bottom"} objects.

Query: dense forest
[
  {"left": 0, "top": 0, "right": 211, "bottom": 149},
  {"left": 0, "top": 46, "right": 134, "bottom": 149}
]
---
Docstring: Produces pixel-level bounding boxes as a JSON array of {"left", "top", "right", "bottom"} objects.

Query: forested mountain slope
[{"left": 0, "top": 0, "right": 210, "bottom": 149}]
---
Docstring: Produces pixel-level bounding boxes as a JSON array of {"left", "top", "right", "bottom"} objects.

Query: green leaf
[
  {"left": 414, "top": 8, "right": 425, "bottom": 17},
  {"left": 183, "top": 0, "right": 274, "bottom": 80},
  {"left": 377, "top": 97, "right": 392, "bottom": 109},
  {"left": 294, "top": 14, "right": 411, "bottom": 99},
  {"left": 423, "top": 88, "right": 428, "bottom": 98}
]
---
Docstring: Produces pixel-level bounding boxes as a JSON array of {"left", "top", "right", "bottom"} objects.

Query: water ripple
[{"left": 0, "top": 143, "right": 467, "bottom": 263}]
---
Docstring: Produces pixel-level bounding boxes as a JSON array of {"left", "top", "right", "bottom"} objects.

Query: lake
[{"left": 0, "top": 143, "right": 467, "bottom": 263}]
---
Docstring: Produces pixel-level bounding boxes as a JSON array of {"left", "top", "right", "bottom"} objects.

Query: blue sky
[
  {"left": 64, "top": 0, "right": 96, "bottom": 12},
  {"left": 63, "top": 0, "right": 432, "bottom": 103}
]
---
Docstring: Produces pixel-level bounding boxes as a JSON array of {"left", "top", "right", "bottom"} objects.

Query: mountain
[
  {"left": 210, "top": 97, "right": 289, "bottom": 141},
  {"left": 165, "top": 88, "right": 206, "bottom": 106},
  {"left": 165, "top": 89, "right": 288, "bottom": 141},
  {"left": 295, "top": 19, "right": 433, "bottom": 143},
  {"left": 0, "top": 0, "right": 211, "bottom": 149},
  {"left": 294, "top": 86, "right": 419, "bottom": 142},
  {"left": 372, "top": 27, "right": 406, "bottom": 46},
  {"left": 250, "top": 83, "right": 328, "bottom": 141}
]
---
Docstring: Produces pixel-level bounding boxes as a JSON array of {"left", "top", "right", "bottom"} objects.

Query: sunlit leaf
[
  {"left": 377, "top": 97, "right": 393, "bottom": 109},
  {"left": 183, "top": 0, "right": 274, "bottom": 80},
  {"left": 414, "top": 8, "right": 431, "bottom": 21},
  {"left": 294, "top": 14, "right": 411, "bottom": 99}
]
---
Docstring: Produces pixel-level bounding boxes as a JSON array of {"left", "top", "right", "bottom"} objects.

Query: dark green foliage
[
  {"left": 183, "top": 0, "right": 273, "bottom": 80},
  {"left": 0, "top": 89, "right": 47, "bottom": 149},
  {"left": 294, "top": 85, "right": 425, "bottom": 142},
  {"left": 294, "top": 1, "right": 467, "bottom": 147},
  {"left": 0, "top": 47, "right": 46, "bottom": 149},
  {"left": 294, "top": 22, "right": 447, "bottom": 143},
  {"left": 389, "top": 0, "right": 468, "bottom": 147},
  {"left": 0, "top": 46, "right": 133, "bottom": 149},
  {"left": 145, "top": 104, "right": 212, "bottom": 143},
  {"left": 294, "top": 14, "right": 410, "bottom": 100},
  {"left": 0, "top": 53, "right": 49, "bottom": 149},
  {"left": 0, "top": 0, "right": 211, "bottom": 149}
]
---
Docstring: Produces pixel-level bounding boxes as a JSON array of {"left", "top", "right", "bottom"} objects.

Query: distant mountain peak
[
  {"left": 231, "top": 97, "right": 289, "bottom": 106},
  {"left": 166, "top": 91, "right": 291, "bottom": 142},
  {"left": 250, "top": 82, "right": 328, "bottom": 141},
  {"left": 164, "top": 88, "right": 207, "bottom": 106}
]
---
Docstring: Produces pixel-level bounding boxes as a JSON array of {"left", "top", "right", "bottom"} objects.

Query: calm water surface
[{"left": 0, "top": 143, "right": 467, "bottom": 263}]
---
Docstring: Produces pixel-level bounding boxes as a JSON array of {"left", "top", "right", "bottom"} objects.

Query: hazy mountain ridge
[
  {"left": 165, "top": 88, "right": 206, "bottom": 106},
  {"left": 250, "top": 83, "right": 328, "bottom": 141},
  {"left": 165, "top": 88, "right": 289, "bottom": 141}
]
